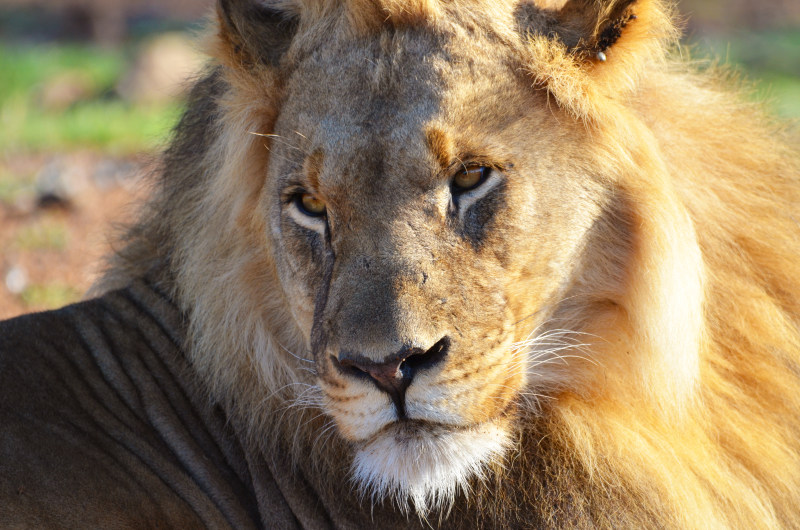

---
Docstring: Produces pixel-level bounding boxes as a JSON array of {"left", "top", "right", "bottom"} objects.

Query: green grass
[
  {"left": 754, "top": 74, "right": 800, "bottom": 120},
  {"left": 687, "top": 28, "right": 800, "bottom": 119},
  {"left": 0, "top": 43, "right": 121, "bottom": 100},
  {"left": 19, "top": 284, "right": 82, "bottom": 308},
  {"left": 0, "top": 42, "right": 182, "bottom": 154},
  {"left": 0, "top": 31, "right": 796, "bottom": 155},
  {"left": 0, "top": 166, "right": 32, "bottom": 205},
  {"left": 14, "top": 221, "right": 69, "bottom": 251},
  {"left": 0, "top": 96, "right": 182, "bottom": 153}
]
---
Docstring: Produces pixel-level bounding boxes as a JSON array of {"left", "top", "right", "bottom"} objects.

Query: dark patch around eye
[
  {"left": 305, "top": 228, "right": 325, "bottom": 257},
  {"left": 457, "top": 180, "right": 506, "bottom": 250},
  {"left": 302, "top": 225, "right": 326, "bottom": 259},
  {"left": 284, "top": 218, "right": 326, "bottom": 264}
]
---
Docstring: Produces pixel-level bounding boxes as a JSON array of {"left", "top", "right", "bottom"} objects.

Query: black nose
[{"left": 334, "top": 337, "right": 450, "bottom": 418}]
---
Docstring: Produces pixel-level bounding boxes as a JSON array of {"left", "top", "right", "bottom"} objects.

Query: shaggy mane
[{"left": 97, "top": 0, "right": 800, "bottom": 526}]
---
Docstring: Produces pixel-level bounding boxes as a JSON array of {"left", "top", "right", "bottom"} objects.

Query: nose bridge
[{"left": 326, "top": 224, "right": 435, "bottom": 361}]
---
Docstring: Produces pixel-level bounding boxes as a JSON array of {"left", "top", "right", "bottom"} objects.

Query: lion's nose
[{"left": 334, "top": 337, "right": 449, "bottom": 418}]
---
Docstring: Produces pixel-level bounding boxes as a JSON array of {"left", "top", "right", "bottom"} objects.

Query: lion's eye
[
  {"left": 295, "top": 193, "right": 326, "bottom": 217},
  {"left": 452, "top": 165, "right": 489, "bottom": 192}
]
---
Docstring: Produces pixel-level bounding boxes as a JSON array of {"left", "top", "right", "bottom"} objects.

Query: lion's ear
[
  {"left": 545, "top": 0, "right": 641, "bottom": 62},
  {"left": 216, "top": 0, "right": 299, "bottom": 68},
  {"left": 522, "top": 0, "right": 676, "bottom": 63},
  {"left": 516, "top": 0, "right": 676, "bottom": 119}
]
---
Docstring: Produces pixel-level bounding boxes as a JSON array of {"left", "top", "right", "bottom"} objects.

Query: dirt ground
[{"left": 0, "top": 153, "right": 147, "bottom": 320}]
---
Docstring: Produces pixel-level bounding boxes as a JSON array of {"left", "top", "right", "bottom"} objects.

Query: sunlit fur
[
  {"left": 97, "top": 0, "right": 800, "bottom": 525},
  {"left": 352, "top": 421, "right": 511, "bottom": 514}
]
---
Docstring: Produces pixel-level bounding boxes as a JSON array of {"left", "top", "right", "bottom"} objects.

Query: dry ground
[{"left": 0, "top": 153, "right": 147, "bottom": 320}]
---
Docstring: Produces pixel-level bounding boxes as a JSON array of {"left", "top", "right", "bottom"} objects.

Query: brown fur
[{"left": 97, "top": 0, "right": 800, "bottom": 526}]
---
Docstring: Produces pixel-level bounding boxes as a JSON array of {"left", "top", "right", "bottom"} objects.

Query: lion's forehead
[
  {"left": 286, "top": 33, "right": 447, "bottom": 118},
  {"left": 277, "top": 26, "right": 520, "bottom": 159},
  {"left": 270, "top": 36, "right": 533, "bottom": 227}
]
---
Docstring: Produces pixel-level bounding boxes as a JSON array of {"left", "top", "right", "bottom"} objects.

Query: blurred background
[{"left": 0, "top": 0, "right": 798, "bottom": 319}]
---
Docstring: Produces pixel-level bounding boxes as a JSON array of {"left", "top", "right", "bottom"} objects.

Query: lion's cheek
[
  {"left": 278, "top": 284, "right": 315, "bottom": 339},
  {"left": 404, "top": 363, "right": 524, "bottom": 424},
  {"left": 322, "top": 385, "right": 396, "bottom": 441}
]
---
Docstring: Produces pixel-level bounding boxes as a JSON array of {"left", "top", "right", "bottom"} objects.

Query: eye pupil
[
  {"left": 452, "top": 165, "right": 487, "bottom": 191},
  {"left": 298, "top": 193, "right": 326, "bottom": 216}
]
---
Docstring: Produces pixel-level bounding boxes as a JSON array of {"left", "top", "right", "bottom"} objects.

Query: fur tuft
[{"left": 352, "top": 422, "right": 511, "bottom": 515}]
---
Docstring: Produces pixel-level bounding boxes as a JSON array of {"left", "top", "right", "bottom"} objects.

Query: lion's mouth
[
  {"left": 372, "top": 382, "right": 522, "bottom": 435},
  {"left": 364, "top": 417, "right": 465, "bottom": 445},
  {"left": 362, "top": 403, "right": 516, "bottom": 446},
  {"left": 327, "top": 378, "right": 522, "bottom": 447},
  {"left": 350, "top": 412, "right": 512, "bottom": 513}
]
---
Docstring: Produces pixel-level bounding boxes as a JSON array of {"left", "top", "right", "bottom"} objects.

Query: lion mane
[{"left": 86, "top": 0, "right": 800, "bottom": 527}]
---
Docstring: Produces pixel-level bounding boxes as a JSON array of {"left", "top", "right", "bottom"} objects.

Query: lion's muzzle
[{"left": 332, "top": 337, "right": 450, "bottom": 417}]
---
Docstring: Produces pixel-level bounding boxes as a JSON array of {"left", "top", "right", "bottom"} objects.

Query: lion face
[{"left": 261, "top": 24, "right": 613, "bottom": 509}]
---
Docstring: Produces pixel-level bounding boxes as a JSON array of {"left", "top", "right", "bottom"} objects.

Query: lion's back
[{"left": 0, "top": 283, "right": 265, "bottom": 529}]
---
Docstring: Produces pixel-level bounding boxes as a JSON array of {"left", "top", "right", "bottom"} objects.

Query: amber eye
[
  {"left": 452, "top": 165, "right": 489, "bottom": 192},
  {"left": 295, "top": 193, "right": 326, "bottom": 217}
]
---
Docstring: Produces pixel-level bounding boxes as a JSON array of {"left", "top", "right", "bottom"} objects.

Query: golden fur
[{"left": 98, "top": 0, "right": 800, "bottom": 526}]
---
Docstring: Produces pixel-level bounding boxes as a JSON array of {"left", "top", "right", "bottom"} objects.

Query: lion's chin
[{"left": 351, "top": 418, "right": 511, "bottom": 515}]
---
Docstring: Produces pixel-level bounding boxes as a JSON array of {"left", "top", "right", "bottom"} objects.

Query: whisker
[
  {"left": 277, "top": 340, "right": 315, "bottom": 363},
  {"left": 248, "top": 131, "right": 305, "bottom": 152}
]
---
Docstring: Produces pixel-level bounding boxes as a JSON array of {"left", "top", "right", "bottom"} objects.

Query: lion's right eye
[
  {"left": 452, "top": 165, "right": 490, "bottom": 193},
  {"left": 294, "top": 193, "right": 326, "bottom": 217}
]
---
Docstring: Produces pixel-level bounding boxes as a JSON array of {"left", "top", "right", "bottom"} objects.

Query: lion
[{"left": 2, "top": 0, "right": 800, "bottom": 527}]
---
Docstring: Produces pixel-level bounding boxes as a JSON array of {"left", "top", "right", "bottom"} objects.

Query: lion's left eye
[
  {"left": 295, "top": 193, "right": 326, "bottom": 217},
  {"left": 452, "top": 165, "right": 490, "bottom": 192}
]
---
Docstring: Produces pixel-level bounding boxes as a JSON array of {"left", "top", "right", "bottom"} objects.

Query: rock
[
  {"left": 5, "top": 266, "right": 28, "bottom": 295},
  {"left": 117, "top": 32, "right": 204, "bottom": 104},
  {"left": 34, "top": 156, "right": 91, "bottom": 210},
  {"left": 92, "top": 158, "right": 141, "bottom": 190}
]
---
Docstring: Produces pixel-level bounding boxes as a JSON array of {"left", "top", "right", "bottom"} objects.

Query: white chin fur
[{"left": 351, "top": 420, "right": 511, "bottom": 515}]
